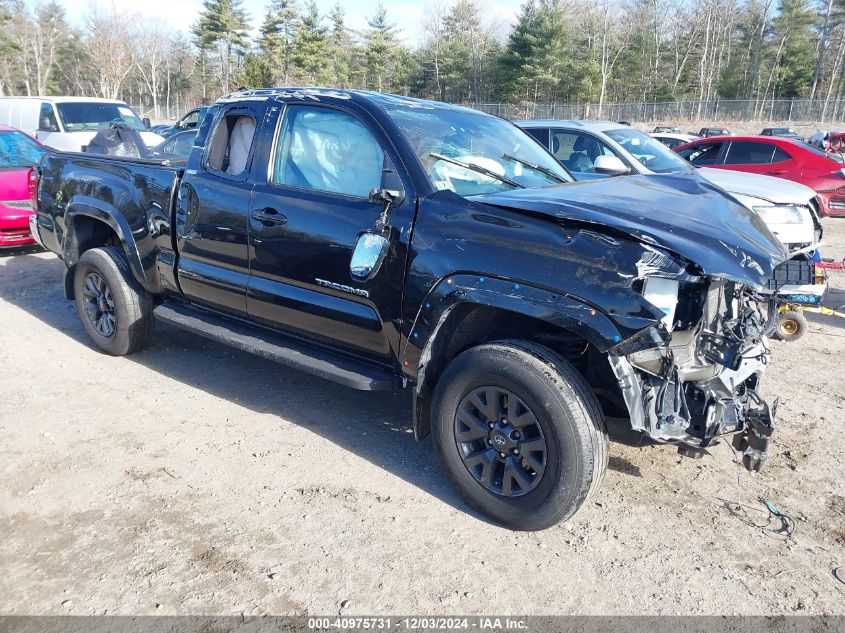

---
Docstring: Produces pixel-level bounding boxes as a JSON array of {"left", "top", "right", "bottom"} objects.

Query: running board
[{"left": 153, "top": 303, "right": 402, "bottom": 391}]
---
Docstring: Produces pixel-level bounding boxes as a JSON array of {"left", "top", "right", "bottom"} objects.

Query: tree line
[{"left": 1, "top": 0, "right": 844, "bottom": 119}]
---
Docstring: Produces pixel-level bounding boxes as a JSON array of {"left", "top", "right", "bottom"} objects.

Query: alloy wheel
[
  {"left": 81, "top": 272, "right": 116, "bottom": 337},
  {"left": 454, "top": 386, "right": 548, "bottom": 497}
]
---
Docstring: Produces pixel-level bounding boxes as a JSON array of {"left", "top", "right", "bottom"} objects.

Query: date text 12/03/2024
[{"left": 307, "top": 617, "right": 529, "bottom": 630}]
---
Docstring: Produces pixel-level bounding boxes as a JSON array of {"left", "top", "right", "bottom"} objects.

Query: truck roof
[{"left": 217, "top": 87, "right": 482, "bottom": 116}]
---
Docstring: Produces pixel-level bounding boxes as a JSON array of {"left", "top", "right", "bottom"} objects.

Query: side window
[
  {"left": 273, "top": 105, "right": 387, "bottom": 198},
  {"left": 38, "top": 103, "right": 59, "bottom": 132},
  {"left": 552, "top": 130, "right": 614, "bottom": 173},
  {"left": 551, "top": 131, "right": 579, "bottom": 162},
  {"left": 165, "top": 133, "right": 195, "bottom": 156},
  {"left": 524, "top": 127, "right": 550, "bottom": 149},
  {"left": 206, "top": 111, "right": 257, "bottom": 176},
  {"left": 724, "top": 141, "right": 777, "bottom": 165},
  {"left": 181, "top": 110, "right": 200, "bottom": 128},
  {"left": 680, "top": 142, "right": 722, "bottom": 165},
  {"left": 772, "top": 147, "right": 792, "bottom": 163}
]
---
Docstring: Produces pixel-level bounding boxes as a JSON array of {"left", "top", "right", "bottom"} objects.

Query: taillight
[{"left": 27, "top": 167, "right": 39, "bottom": 211}]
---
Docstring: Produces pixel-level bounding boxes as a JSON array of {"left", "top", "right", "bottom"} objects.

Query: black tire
[
  {"left": 431, "top": 340, "right": 608, "bottom": 531},
  {"left": 73, "top": 246, "right": 154, "bottom": 356},
  {"left": 773, "top": 310, "right": 807, "bottom": 342}
]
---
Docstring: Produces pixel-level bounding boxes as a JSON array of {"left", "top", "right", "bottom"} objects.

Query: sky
[{"left": 58, "top": 0, "right": 520, "bottom": 46}]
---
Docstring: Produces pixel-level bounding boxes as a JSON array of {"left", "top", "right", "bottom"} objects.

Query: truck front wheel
[
  {"left": 73, "top": 246, "right": 153, "bottom": 356},
  {"left": 431, "top": 340, "right": 608, "bottom": 530}
]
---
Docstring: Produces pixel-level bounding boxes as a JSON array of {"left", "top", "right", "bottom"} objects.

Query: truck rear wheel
[
  {"left": 431, "top": 340, "right": 608, "bottom": 530},
  {"left": 73, "top": 246, "right": 153, "bottom": 356}
]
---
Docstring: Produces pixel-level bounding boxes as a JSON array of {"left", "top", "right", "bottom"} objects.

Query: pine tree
[
  {"left": 771, "top": 0, "right": 819, "bottom": 96},
  {"left": 238, "top": 52, "right": 272, "bottom": 87},
  {"left": 259, "top": 0, "right": 300, "bottom": 85},
  {"left": 290, "top": 0, "right": 330, "bottom": 85},
  {"left": 364, "top": 3, "right": 400, "bottom": 92},
  {"left": 193, "top": 0, "right": 250, "bottom": 94},
  {"left": 327, "top": 3, "right": 352, "bottom": 88}
]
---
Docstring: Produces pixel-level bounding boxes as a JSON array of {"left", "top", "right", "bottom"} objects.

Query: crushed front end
[{"left": 609, "top": 264, "right": 779, "bottom": 471}]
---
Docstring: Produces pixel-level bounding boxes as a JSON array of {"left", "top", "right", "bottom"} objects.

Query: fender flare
[
  {"left": 63, "top": 195, "right": 149, "bottom": 290},
  {"left": 402, "top": 274, "right": 631, "bottom": 439}
]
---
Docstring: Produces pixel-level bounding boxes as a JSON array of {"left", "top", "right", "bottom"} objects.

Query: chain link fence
[
  {"left": 464, "top": 99, "right": 845, "bottom": 124},
  {"left": 132, "top": 97, "right": 845, "bottom": 126}
]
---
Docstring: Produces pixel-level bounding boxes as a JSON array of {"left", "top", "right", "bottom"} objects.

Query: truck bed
[{"left": 35, "top": 151, "right": 183, "bottom": 295}]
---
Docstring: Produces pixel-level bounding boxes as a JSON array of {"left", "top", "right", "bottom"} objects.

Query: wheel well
[
  {"left": 414, "top": 304, "right": 626, "bottom": 438},
  {"left": 72, "top": 216, "right": 121, "bottom": 256},
  {"left": 64, "top": 216, "right": 122, "bottom": 300}
]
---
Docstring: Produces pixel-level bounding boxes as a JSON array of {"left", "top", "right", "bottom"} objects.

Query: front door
[
  {"left": 246, "top": 102, "right": 414, "bottom": 365},
  {"left": 175, "top": 102, "right": 265, "bottom": 315}
]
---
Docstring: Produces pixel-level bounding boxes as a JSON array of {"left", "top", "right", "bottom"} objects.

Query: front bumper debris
[
  {"left": 733, "top": 395, "right": 776, "bottom": 471},
  {"left": 609, "top": 281, "right": 778, "bottom": 471}
]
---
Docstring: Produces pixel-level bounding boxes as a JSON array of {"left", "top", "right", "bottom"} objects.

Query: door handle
[
  {"left": 767, "top": 170, "right": 788, "bottom": 176},
  {"left": 251, "top": 207, "right": 287, "bottom": 226}
]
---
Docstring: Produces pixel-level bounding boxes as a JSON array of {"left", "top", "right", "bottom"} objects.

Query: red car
[
  {"left": 0, "top": 125, "right": 45, "bottom": 248},
  {"left": 674, "top": 134, "right": 845, "bottom": 217}
]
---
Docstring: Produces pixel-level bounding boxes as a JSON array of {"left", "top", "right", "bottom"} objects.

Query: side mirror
[
  {"left": 594, "top": 155, "right": 630, "bottom": 175},
  {"left": 350, "top": 232, "right": 389, "bottom": 281},
  {"left": 369, "top": 188, "right": 403, "bottom": 206},
  {"left": 142, "top": 117, "right": 151, "bottom": 129}
]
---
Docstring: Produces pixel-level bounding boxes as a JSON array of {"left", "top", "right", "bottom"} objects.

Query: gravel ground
[{"left": 1, "top": 219, "right": 844, "bottom": 617}]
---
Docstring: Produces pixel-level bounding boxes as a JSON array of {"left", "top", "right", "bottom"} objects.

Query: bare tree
[
  {"left": 422, "top": 2, "right": 449, "bottom": 101},
  {"left": 590, "top": 0, "right": 630, "bottom": 115},
  {"left": 85, "top": 3, "right": 134, "bottom": 99},
  {"left": 135, "top": 20, "right": 169, "bottom": 118}
]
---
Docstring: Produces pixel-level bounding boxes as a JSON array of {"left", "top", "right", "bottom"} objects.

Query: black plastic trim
[{"left": 154, "top": 302, "right": 402, "bottom": 391}]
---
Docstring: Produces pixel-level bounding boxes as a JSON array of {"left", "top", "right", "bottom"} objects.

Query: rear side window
[
  {"left": 524, "top": 127, "right": 550, "bottom": 149},
  {"left": 206, "top": 112, "right": 257, "bottom": 176},
  {"left": 724, "top": 141, "right": 778, "bottom": 165},
  {"left": 679, "top": 142, "right": 722, "bottom": 165},
  {"left": 772, "top": 147, "right": 792, "bottom": 162},
  {"left": 272, "top": 105, "right": 386, "bottom": 198}
]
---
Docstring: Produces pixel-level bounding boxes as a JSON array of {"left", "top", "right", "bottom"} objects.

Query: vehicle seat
[
  {"left": 567, "top": 136, "right": 594, "bottom": 172},
  {"left": 226, "top": 116, "right": 255, "bottom": 176}
]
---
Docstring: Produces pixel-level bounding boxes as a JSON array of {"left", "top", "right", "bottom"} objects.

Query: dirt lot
[{"left": 1, "top": 220, "right": 844, "bottom": 617}]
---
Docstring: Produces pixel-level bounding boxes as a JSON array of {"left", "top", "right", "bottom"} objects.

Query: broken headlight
[
  {"left": 635, "top": 250, "right": 698, "bottom": 333},
  {"left": 642, "top": 277, "right": 680, "bottom": 331}
]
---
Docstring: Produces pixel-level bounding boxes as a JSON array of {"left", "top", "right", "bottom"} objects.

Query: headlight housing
[
  {"left": 752, "top": 205, "right": 804, "bottom": 224},
  {"left": 642, "top": 277, "right": 680, "bottom": 330}
]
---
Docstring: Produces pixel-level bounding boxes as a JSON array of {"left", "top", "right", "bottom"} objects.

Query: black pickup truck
[{"left": 30, "top": 88, "right": 788, "bottom": 530}]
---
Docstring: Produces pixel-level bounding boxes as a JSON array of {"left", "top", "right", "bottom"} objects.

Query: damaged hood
[{"left": 469, "top": 173, "right": 789, "bottom": 288}]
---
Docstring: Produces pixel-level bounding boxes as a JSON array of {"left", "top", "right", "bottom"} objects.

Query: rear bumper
[
  {"left": 28, "top": 213, "right": 46, "bottom": 250},
  {"left": 0, "top": 210, "right": 35, "bottom": 248}
]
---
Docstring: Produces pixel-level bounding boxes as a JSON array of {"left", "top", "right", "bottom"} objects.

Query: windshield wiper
[
  {"left": 429, "top": 152, "right": 525, "bottom": 189},
  {"left": 501, "top": 153, "right": 568, "bottom": 184}
]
